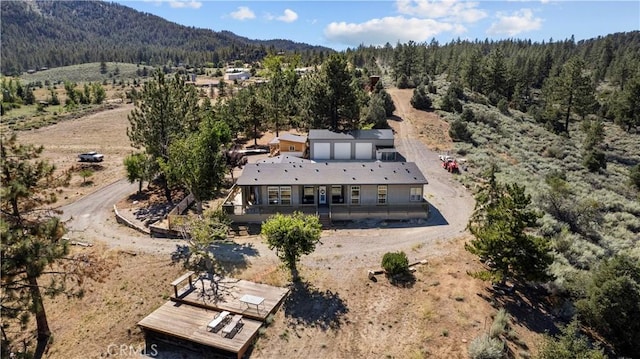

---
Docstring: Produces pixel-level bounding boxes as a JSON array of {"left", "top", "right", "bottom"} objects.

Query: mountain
[{"left": 0, "top": 0, "right": 334, "bottom": 75}]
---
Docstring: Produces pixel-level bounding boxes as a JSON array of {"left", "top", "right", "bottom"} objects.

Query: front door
[{"left": 318, "top": 186, "right": 327, "bottom": 205}]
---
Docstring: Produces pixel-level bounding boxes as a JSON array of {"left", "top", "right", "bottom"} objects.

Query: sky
[{"left": 112, "top": 0, "right": 640, "bottom": 50}]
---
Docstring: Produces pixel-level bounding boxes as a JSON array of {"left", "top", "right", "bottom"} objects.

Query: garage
[
  {"left": 333, "top": 143, "right": 351, "bottom": 160},
  {"left": 355, "top": 142, "right": 373, "bottom": 160},
  {"left": 313, "top": 142, "right": 331, "bottom": 160}
]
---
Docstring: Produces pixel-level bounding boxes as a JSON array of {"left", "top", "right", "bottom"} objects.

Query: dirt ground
[
  {"left": 17, "top": 104, "right": 137, "bottom": 207},
  {"left": 8, "top": 90, "right": 544, "bottom": 358}
]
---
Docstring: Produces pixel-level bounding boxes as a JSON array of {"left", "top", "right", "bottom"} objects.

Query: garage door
[
  {"left": 333, "top": 143, "right": 351, "bottom": 160},
  {"left": 355, "top": 143, "right": 373, "bottom": 160},
  {"left": 313, "top": 142, "right": 331, "bottom": 160}
]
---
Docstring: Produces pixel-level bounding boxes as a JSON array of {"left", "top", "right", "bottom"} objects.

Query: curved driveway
[{"left": 59, "top": 92, "right": 474, "bottom": 264}]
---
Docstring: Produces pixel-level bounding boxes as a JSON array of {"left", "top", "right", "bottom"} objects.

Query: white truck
[{"left": 78, "top": 151, "right": 104, "bottom": 162}]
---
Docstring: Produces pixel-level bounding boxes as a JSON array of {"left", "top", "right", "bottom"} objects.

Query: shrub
[
  {"left": 575, "top": 255, "right": 640, "bottom": 356},
  {"left": 449, "top": 119, "right": 472, "bottom": 142},
  {"left": 461, "top": 107, "right": 476, "bottom": 123},
  {"left": 489, "top": 309, "right": 511, "bottom": 338},
  {"left": 468, "top": 334, "right": 504, "bottom": 359},
  {"left": 497, "top": 99, "right": 510, "bottom": 116},
  {"left": 536, "top": 320, "right": 607, "bottom": 359},
  {"left": 381, "top": 251, "right": 409, "bottom": 276},
  {"left": 582, "top": 149, "right": 606, "bottom": 172},
  {"left": 410, "top": 86, "right": 433, "bottom": 111}
]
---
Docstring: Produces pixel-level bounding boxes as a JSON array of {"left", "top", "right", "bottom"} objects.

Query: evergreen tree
[
  {"left": 0, "top": 134, "right": 76, "bottom": 359},
  {"left": 163, "top": 113, "right": 231, "bottom": 214},
  {"left": 127, "top": 70, "right": 200, "bottom": 203},
  {"left": 483, "top": 48, "right": 509, "bottom": 99},
  {"left": 576, "top": 255, "right": 640, "bottom": 356},
  {"left": 543, "top": 57, "right": 596, "bottom": 133},
  {"left": 463, "top": 48, "right": 483, "bottom": 92},
  {"left": 465, "top": 167, "right": 554, "bottom": 284},
  {"left": 613, "top": 71, "right": 640, "bottom": 132},
  {"left": 300, "top": 53, "right": 361, "bottom": 131}
]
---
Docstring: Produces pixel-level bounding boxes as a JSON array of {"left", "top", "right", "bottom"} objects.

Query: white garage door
[
  {"left": 333, "top": 143, "right": 351, "bottom": 160},
  {"left": 313, "top": 142, "right": 331, "bottom": 160},
  {"left": 355, "top": 143, "right": 373, "bottom": 160}
]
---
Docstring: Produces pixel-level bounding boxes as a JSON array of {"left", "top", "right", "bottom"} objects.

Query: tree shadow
[
  {"left": 283, "top": 280, "right": 349, "bottom": 331},
  {"left": 389, "top": 114, "right": 403, "bottom": 122},
  {"left": 387, "top": 271, "right": 417, "bottom": 288},
  {"left": 478, "top": 284, "right": 559, "bottom": 336},
  {"left": 170, "top": 240, "right": 259, "bottom": 277},
  {"left": 209, "top": 241, "right": 259, "bottom": 276}
]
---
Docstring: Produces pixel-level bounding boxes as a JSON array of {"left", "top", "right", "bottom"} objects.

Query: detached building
[{"left": 308, "top": 129, "right": 397, "bottom": 161}]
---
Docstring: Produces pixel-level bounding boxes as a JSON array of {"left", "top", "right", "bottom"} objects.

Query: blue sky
[{"left": 112, "top": 1, "right": 640, "bottom": 50}]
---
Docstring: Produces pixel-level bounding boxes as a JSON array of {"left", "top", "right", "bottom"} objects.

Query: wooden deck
[
  {"left": 138, "top": 301, "right": 261, "bottom": 359},
  {"left": 172, "top": 277, "right": 289, "bottom": 321}
]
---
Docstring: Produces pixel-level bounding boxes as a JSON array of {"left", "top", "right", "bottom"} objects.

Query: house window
[
  {"left": 377, "top": 185, "right": 387, "bottom": 204},
  {"left": 410, "top": 187, "right": 423, "bottom": 202},
  {"left": 289, "top": 145, "right": 296, "bottom": 151},
  {"left": 350, "top": 186, "right": 360, "bottom": 205},
  {"left": 303, "top": 186, "right": 315, "bottom": 204},
  {"left": 280, "top": 186, "right": 291, "bottom": 205},
  {"left": 331, "top": 185, "right": 343, "bottom": 203},
  {"left": 268, "top": 186, "right": 292, "bottom": 205},
  {"left": 268, "top": 186, "right": 279, "bottom": 205}
]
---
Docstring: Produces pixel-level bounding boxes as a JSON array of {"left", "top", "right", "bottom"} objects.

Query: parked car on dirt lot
[{"left": 78, "top": 151, "right": 104, "bottom": 162}]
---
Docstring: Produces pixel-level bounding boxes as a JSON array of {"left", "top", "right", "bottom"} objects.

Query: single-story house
[
  {"left": 224, "top": 68, "right": 251, "bottom": 81},
  {"left": 268, "top": 133, "right": 307, "bottom": 157},
  {"left": 225, "top": 161, "right": 428, "bottom": 224},
  {"left": 308, "top": 129, "right": 397, "bottom": 161}
]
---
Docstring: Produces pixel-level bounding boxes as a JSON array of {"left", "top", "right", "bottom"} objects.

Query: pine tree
[
  {"left": 127, "top": 70, "right": 200, "bottom": 203},
  {"left": 543, "top": 57, "right": 596, "bottom": 133},
  {"left": 0, "top": 134, "right": 73, "bottom": 359},
  {"left": 465, "top": 167, "right": 554, "bottom": 284}
]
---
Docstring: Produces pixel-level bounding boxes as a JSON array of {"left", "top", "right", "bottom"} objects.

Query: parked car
[{"left": 78, "top": 151, "right": 104, "bottom": 162}]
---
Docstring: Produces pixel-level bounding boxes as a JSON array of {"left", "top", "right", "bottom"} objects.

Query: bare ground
[{"left": 9, "top": 90, "right": 545, "bottom": 358}]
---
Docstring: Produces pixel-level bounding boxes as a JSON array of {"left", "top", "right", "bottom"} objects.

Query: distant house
[
  {"left": 225, "top": 161, "right": 428, "bottom": 224},
  {"left": 268, "top": 133, "right": 307, "bottom": 157},
  {"left": 308, "top": 129, "right": 397, "bottom": 161},
  {"left": 224, "top": 68, "right": 250, "bottom": 81}
]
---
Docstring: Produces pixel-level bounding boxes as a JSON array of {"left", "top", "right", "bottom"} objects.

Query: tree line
[
  {"left": 347, "top": 32, "right": 640, "bottom": 134},
  {"left": 0, "top": 0, "right": 334, "bottom": 76}
]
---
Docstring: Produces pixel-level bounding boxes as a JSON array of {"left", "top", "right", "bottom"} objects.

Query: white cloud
[
  {"left": 487, "top": 9, "right": 543, "bottom": 36},
  {"left": 325, "top": 16, "right": 461, "bottom": 47},
  {"left": 277, "top": 9, "right": 298, "bottom": 23},
  {"left": 396, "top": 0, "right": 487, "bottom": 23},
  {"left": 168, "top": 1, "right": 201, "bottom": 9},
  {"left": 230, "top": 6, "right": 256, "bottom": 21}
]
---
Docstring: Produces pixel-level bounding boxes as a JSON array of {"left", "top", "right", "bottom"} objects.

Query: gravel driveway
[{"left": 60, "top": 92, "right": 474, "bottom": 273}]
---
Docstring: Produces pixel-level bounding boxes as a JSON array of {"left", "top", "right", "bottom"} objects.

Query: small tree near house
[
  {"left": 261, "top": 211, "right": 322, "bottom": 282},
  {"left": 382, "top": 251, "right": 409, "bottom": 276},
  {"left": 78, "top": 168, "right": 94, "bottom": 184}
]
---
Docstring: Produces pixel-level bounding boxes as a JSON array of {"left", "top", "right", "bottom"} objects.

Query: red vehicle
[{"left": 442, "top": 158, "right": 459, "bottom": 173}]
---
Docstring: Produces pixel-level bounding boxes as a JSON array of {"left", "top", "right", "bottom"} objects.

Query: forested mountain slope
[{"left": 0, "top": 0, "right": 333, "bottom": 75}]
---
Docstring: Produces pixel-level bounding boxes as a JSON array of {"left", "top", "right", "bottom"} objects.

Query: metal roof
[
  {"left": 308, "top": 129, "right": 394, "bottom": 141},
  {"left": 237, "top": 161, "right": 427, "bottom": 186},
  {"left": 257, "top": 156, "right": 315, "bottom": 164}
]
